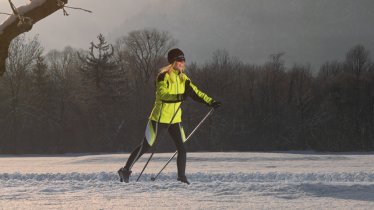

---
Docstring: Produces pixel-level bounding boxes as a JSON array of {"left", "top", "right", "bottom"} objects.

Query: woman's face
[{"left": 173, "top": 60, "right": 185, "bottom": 71}]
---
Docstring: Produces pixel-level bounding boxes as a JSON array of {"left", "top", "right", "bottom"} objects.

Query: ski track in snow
[
  {"left": 1, "top": 171, "right": 374, "bottom": 183},
  {"left": 1, "top": 152, "right": 374, "bottom": 209}
]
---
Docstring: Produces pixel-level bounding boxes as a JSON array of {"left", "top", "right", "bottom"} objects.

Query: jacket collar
[{"left": 171, "top": 67, "right": 181, "bottom": 75}]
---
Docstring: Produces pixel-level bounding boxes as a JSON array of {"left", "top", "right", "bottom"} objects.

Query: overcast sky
[{"left": 1, "top": 0, "right": 374, "bottom": 69}]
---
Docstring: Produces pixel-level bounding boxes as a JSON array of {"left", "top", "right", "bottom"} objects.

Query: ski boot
[
  {"left": 118, "top": 167, "right": 132, "bottom": 183},
  {"left": 177, "top": 175, "right": 190, "bottom": 185}
]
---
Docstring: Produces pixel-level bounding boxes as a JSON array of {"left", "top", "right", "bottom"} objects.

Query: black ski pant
[{"left": 124, "top": 120, "right": 187, "bottom": 177}]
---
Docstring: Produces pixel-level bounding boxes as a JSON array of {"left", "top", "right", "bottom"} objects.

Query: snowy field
[{"left": 1, "top": 152, "right": 374, "bottom": 210}]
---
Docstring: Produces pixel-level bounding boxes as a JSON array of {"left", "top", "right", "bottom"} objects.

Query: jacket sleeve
[
  {"left": 156, "top": 73, "right": 182, "bottom": 102},
  {"left": 185, "top": 76, "right": 214, "bottom": 105}
]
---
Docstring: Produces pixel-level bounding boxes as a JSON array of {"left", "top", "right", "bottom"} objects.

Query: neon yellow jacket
[{"left": 149, "top": 69, "right": 214, "bottom": 124}]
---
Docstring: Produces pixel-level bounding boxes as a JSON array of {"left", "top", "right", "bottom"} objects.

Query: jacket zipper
[{"left": 175, "top": 74, "right": 178, "bottom": 118}]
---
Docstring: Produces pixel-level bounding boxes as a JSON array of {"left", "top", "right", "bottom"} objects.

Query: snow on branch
[
  {"left": 0, "top": 12, "right": 13, "bottom": 16},
  {"left": 0, "top": 0, "right": 68, "bottom": 76}
]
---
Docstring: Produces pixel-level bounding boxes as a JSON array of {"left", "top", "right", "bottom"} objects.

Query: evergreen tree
[{"left": 78, "top": 34, "right": 127, "bottom": 151}]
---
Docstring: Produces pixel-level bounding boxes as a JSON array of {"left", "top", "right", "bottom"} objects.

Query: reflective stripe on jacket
[{"left": 148, "top": 69, "right": 213, "bottom": 124}]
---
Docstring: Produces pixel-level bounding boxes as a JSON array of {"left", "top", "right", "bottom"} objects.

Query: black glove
[{"left": 209, "top": 100, "right": 222, "bottom": 109}]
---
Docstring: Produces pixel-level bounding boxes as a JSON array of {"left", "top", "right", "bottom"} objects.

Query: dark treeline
[{"left": 0, "top": 29, "right": 373, "bottom": 154}]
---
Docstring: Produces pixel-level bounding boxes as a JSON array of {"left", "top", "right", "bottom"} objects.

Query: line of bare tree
[{"left": 0, "top": 28, "right": 373, "bottom": 154}]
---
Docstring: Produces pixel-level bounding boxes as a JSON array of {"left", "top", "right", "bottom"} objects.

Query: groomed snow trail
[{"left": 1, "top": 152, "right": 374, "bottom": 209}]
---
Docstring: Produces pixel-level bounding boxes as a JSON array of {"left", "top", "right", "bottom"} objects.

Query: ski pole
[
  {"left": 136, "top": 103, "right": 182, "bottom": 182},
  {"left": 151, "top": 107, "right": 215, "bottom": 181}
]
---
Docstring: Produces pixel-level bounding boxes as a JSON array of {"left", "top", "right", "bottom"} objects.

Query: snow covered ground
[{"left": 1, "top": 152, "right": 374, "bottom": 209}]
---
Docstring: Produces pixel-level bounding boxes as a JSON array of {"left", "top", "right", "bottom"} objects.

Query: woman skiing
[{"left": 118, "top": 48, "right": 221, "bottom": 184}]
